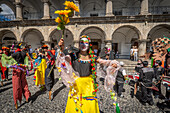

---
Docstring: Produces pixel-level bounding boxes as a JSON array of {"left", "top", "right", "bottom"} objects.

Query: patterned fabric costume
[
  {"left": 0, "top": 61, "right": 6, "bottom": 81},
  {"left": 1, "top": 48, "right": 31, "bottom": 105},
  {"left": 56, "top": 51, "right": 120, "bottom": 113},
  {"left": 34, "top": 55, "right": 47, "bottom": 86},
  {"left": 45, "top": 50, "right": 55, "bottom": 91},
  {"left": 56, "top": 51, "right": 99, "bottom": 113}
]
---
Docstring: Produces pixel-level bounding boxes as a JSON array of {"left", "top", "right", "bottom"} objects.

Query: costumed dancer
[
  {"left": 22, "top": 45, "right": 33, "bottom": 76},
  {"left": 0, "top": 47, "right": 8, "bottom": 83},
  {"left": 9, "top": 45, "right": 31, "bottom": 109},
  {"left": 2, "top": 46, "right": 9, "bottom": 81},
  {"left": 34, "top": 49, "right": 47, "bottom": 89},
  {"left": 57, "top": 35, "right": 120, "bottom": 113},
  {"left": 0, "top": 50, "right": 4, "bottom": 86},
  {"left": 42, "top": 45, "right": 55, "bottom": 100},
  {"left": 58, "top": 35, "right": 100, "bottom": 113},
  {"left": 139, "top": 61, "right": 155, "bottom": 105}
]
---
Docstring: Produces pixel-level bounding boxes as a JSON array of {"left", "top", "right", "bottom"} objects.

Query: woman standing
[
  {"left": 57, "top": 35, "right": 120, "bottom": 113},
  {"left": 58, "top": 35, "right": 100, "bottom": 113}
]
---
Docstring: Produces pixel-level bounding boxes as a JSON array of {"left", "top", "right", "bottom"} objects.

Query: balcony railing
[
  {"left": 121, "top": 7, "right": 140, "bottom": 16},
  {"left": 0, "top": 14, "right": 15, "bottom": 21},
  {"left": 50, "top": 11, "right": 58, "bottom": 19},
  {"left": 1, "top": 14, "right": 170, "bottom": 28},
  {"left": 23, "top": 12, "right": 43, "bottom": 20},
  {"left": 149, "top": 6, "right": 170, "bottom": 15},
  {"left": 1, "top": 6, "right": 170, "bottom": 21}
]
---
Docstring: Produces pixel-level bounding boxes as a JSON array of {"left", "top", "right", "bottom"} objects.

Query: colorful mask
[{"left": 80, "top": 38, "right": 89, "bottom": 51}]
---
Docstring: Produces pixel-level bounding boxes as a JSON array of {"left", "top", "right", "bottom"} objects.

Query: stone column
[
  {"left": 138, "top": 39, "right": 148, "bottom": 56},
  {"left": 101, "top": 42, "right": 105, "bottom": 49},
  {"left": 140, "top": 0, "right": 149, "bottom": 15},
  {"left": 14, "top": 0, "right": 23, "bottom": 20},
  {"left": 105, "top": 40, "right": 112, "bottom": 49},
  {"left": 73, "top": 40, "right": 79, "bottom": 48},
  {"left": 41, "top": 0, "right": 51, "bottom": 19},
  {"left": 73, "top": 0, "right": 80, "bottom": 17},
  {"left": 106, "top": 0, "right": 114, "bottom": 16}
]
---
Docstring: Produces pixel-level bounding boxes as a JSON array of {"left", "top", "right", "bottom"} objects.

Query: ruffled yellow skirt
[
  {"left": 35, "top": 59, "right": 47, "bottom": 86},
  {"left": 65, "top": 75, "right": 100, "bottom": 113}
]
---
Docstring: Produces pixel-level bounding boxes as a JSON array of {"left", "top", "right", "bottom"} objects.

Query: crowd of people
[
  {"left": 133, "top": 59, "right": 170, "bottom": 106},
  {"left": 0, "top": 36, "right": 169, "bottom": 112}
]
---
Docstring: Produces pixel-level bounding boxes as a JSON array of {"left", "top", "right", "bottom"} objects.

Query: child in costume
[{"left": 57, "top": 35, "right": 120, "bottom": 113}]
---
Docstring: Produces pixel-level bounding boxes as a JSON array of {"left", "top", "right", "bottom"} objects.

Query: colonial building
[{"left": 0, "top": 0, "right": 170, "bottom": 58}]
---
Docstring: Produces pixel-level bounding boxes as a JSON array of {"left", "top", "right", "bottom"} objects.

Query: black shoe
[{"left": 140, "top": 100, "right": 146, "bottom": 106}]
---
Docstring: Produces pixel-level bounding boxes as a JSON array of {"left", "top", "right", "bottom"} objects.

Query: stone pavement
[{"left": 0, "top": 69, "right": 170, "bottom": 113}]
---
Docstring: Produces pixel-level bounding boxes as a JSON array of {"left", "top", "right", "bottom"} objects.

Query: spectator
[
  {"left": 115, "top": 61, "right": 127, "bottom": 97},
  {"left": 130, "top": 46, "right": 134, "bottom": 60},
  {"left": 134, "top": 46, "right": 138, "bottom": 61},
  {"left": 115, "top": 50, "right": 119, "bottom": 59}
]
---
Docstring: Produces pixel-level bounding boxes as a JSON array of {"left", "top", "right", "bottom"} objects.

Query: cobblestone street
[{"left": 0, "top": 69, "right": 170, "bottom": 113}]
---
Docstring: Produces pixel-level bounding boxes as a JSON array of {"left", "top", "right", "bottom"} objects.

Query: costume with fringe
[{"left": 2, "top": 49, "right": 31, "bottom": 104}]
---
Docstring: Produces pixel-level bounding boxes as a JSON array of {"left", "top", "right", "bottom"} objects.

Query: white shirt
[
  {"left": 130, "top": 49, "right": 133, "bottom": 54},
  {"left": 134, "top": 49, "right": 138, "bottom": 53},
  {"left": 122, "top": 69, "right": 127, "bottom": 76}
]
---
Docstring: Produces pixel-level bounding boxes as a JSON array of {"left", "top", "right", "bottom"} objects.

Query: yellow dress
[
  {"left": 35, "top": 58, "right": 47, "bottom": 86},
  {"left": 65, "top": 75, "right": 100, "bottom": 113}
]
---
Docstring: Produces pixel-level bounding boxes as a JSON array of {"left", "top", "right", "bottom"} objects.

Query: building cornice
[{"left": 1, "top": 14, "right": 170, "bottom": 28}]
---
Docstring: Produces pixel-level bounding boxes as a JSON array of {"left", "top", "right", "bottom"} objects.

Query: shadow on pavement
[
  {"left": 53, "top": 84, "right": 66, "bottom": 100},
  {"left": 54, "top": 78, "right": 59, "bottom": 85},
  {"left": 0, "top": 86, "right": 12, "bottom": 93},
  {"left": 156, "top": 101, "right": 170, "bottom": 112},
  {"left": 0, "top": 81, "right": 12, "bottom": 87},
  {"left": 30, "top": 88, "right": 46, "bottom": 104}
]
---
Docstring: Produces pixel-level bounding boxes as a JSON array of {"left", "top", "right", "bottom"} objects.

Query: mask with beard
[{"left": 80, "top": 38, "right": 89, "bottom": 51}]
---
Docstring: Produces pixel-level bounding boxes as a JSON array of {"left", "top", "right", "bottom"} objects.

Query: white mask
[{"left": 80, "top": 38, "right": 89, "bottom": 51}]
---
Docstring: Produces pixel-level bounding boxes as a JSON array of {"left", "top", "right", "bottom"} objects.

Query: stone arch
[
  {"left": 112, "top": 25, "right": 141, "bottom": 58},
  {"left": 0, "top": 0, "right": 16, "bottom": 14},
  {"left": 21, "top": 28, "right": 44, "bottom": 49},
  {"left": 0, "top": 30, "right": 17, "bottom": 48},
  {"left": 80, "top": 26, "right": 106, "bottom": 50},
  {"left": 147, "top": 24, "right": 170, "bottom": 51},
  {"left": 22, "top": 0, "right": 43, "bottom": 19},
  {"left": 80, "top": 0, "right": 105, "bottom": 17},
  {"left": 49, "top": 29, "right": 73, "bottom": 48}
]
